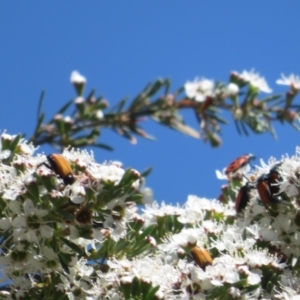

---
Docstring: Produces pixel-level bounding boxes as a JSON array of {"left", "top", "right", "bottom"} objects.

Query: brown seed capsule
[
  {"left": 190, "top": 247, "right": 213, "bottom": 270},
  {"left": 75, "top": 207, "right": 92, "bottom": 225}
]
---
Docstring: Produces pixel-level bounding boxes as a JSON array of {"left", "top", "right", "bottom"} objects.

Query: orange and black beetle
[
  {"left": 38, "top": 154, "right": 75, "bottom": 185},
  {"left": 235, "top": 182, "right": 255, "bottom": 212},
  {"left": 190, "top": 247, "right": 213, "bottom": 270},
  {"left": 266, "top": 163, "right": 282, "bottom": 196},
  {"left": 256, "top": 164, "right": 283, "bottom": 205},
  {"left": 225, "top": 154, "right": 255, "bottom": 176}
]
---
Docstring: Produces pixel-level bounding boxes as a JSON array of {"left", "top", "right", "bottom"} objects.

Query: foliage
[
  {"left": 29, "top": 70, "right": 300, "bottom": 149},
  {"left": 1, "top": 71, "right": 300, "bottom": 299}
]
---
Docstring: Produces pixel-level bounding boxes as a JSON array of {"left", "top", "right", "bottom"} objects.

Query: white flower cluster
[
  {"left": 90, "top": 190, "right": 294, "bottom": 299},
  {"left": 184, "top": 70, "right": 300, "bottom": 101},
  {"left": 1, "top": 132, "right": 300, "bottom": 299},
  {"left": 111, "top": 149, "right": 300, "bottom": 299},
  {"left": 0, "top": 133, "right": 141, "bottom": 299}
]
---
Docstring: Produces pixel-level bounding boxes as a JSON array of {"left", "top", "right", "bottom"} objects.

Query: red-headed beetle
[{"left": 225, "top": 154, "right": 255, "bottom": 176}]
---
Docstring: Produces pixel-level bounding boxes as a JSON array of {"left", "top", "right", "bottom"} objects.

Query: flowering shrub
[
  {"left": 0, "top": 133, "right": 300, "bottom": 299},
  {"left": 30, "top": 70, "right": 300, "bottom": 150}
]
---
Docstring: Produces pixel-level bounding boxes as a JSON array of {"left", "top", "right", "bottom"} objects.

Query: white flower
[
  {"left": 96, "top": 110, "right": 104, "bottom": 119},
  {"left": 70, "top": 70, "right": 87, "bottom": 84},
  {"left": 291, "top": 232, "right": 300, "bottom": 246},
  {"left": 103, "top": 256, "right": 182, "bottom": 298},
  {"left": 237, "top": 69, "right": 272, "bottom": 93},
  {"left": 276, "top": 73, "right": 300, "bottom": 90},
  {"left": 178, "top": 195, "right": 227, "bottom": 224},
  {"left": 140, "top": 186, "right": 155, "bottom": 205},
  {"left": 247, "top": 272, "right": 261, "bottom": 285},
  {"left": 74, "top": 96, "right": 85, "bottom": 104},
  {"left": 11, "top": 199, "right": 52, "bottom": 243},
  {"left": 63, "top": 116, "right": 73, "bottom": 123},
  {"left": 275, "top": 275, "right": 300, "bottom": 299},
  {"left": 228, "top": 287, "right": 241, "bottom": 298},
  {"left": 102, "top": 198, "right": 137, "bottom": 242},
  {"left": 142, "top": 201, "right": 183, "bottom": 228},
  {"left": 226, "top": 82, "right": 239, "bottom": 96},
  {"left": 244, "top": 248, "right": 276, "bottom": 268},
  {"left": 185, "top": 195, "right": 225, "bottom": 215},
  {"left": 17, "top": 138, "right": 38, "bottom": 156},
  {"left": 88, "top": 162, "right": 125, "bottom": 185},
  {"left": 8, "top": 201, "right": 21, "bottom": 214},
  {"left": 278, "top": 152, "right": 300, "bottom": 197},
  {"left": 184, "top": 77, "right": 215, "bottom": 102},
  {"left": 67, "top": 181, "right": 86, "bottom": 204},
  {"left": 215, "top": 169, "right": 228, "bottom": 180},
  {"left": 0, "top": 218, "right": 11, "bottom": 230},
  {"left": 63, "top": 147, "right": 95, "bottom": 168}
]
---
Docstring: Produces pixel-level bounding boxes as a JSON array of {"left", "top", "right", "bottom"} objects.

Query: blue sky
[{"left": 1, "top": 2, "right": 300, "bottom": 204}]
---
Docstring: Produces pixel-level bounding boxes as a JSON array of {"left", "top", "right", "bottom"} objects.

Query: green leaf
[
  {"left": 173, "top": 122, "right": 200, "bottom": 138},
  {"left": 260, "top": 94, "right": 282, "bottom": 103},
  {"left": 25, "top": 181, "right": 41, "bottom": 203},
  {"left": 208, "top": 113, "right": 228, "bottom": 125},
  {"left": 57, "top": 99, "right": 73, "bottom": 115},
  {"left": 131, "top": 276, "right": 141, "bottom": 297},
  {"left": 3, "top": 134, "right": 22, "bottom": 164},
  {"left": 144, "top": 285, "right": 160, "bottom": 300},
  {"left": 140, "top": 167, "right": 152, "bottom": 178},
  {"left": 112, "top": 97, "right": 128, "bottom": 113},
  {"left": 51, "top": 237, "right": 59, "bottom": 253},
  {"left": 37, "top": 112, "right": 45, "bottom": 130},
  {"left": 9, "top": 134, "right": 22, "bottom": 152},
  {"left": 60, "top": 237, "right": 84, "bottom": 255},
  {"left": 234, "top": 120, "right": 242, "bottom": 135},
  {"left": 37, "top": 90, "right": 45, "bottom": 121},
  {"left": 55, "top": 119, "right": 66, "bottom": 135},
  {"left": 58, "top": 253, "right": 70, "bottom": 274},
  {"left": 140, "top": 280, "right": 152, "bottom": 298},
  {"left": 173, "top": 85, "right": 185, "bottom": 98},
  {"left": 129, "top": 93, "right": 147, "bottom": 111},
  {"left": 136, "top": 224, "right": 157, "bottom": 242},
  {"left": 129, "top": 193, "right": 143, "bottom": 203},
  {"left": 240, "top": 121, "right": 249, "bottom": 136},
  {"left": 164, "top": 78, "right": 171, "bottom": 95},
  {"left": 119, "top": 168, "right": 134, "bottom": 185},
  {"left": 268, "top": 99, "right": 285, "bottom": 109},
  {"left": 141, "top": 81, "right": 153, "bottom": 95},
  {"left": 94, "top": 143, "right": 114, "bottom": 151},
  {"left": 243, "top": 284, "right": 261, "bottom": 293},
  {"left": 146, "top": 78, "right": 166, "bottom": 98},
  {"left": 86, "top": 89, "right": 96, "bottom": 102},
  {"left": 57, "top": 209, "right": 75, "bottom": 223},
  {"left": 72, "top": 138, "right": 89, "bottom": 147}
]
